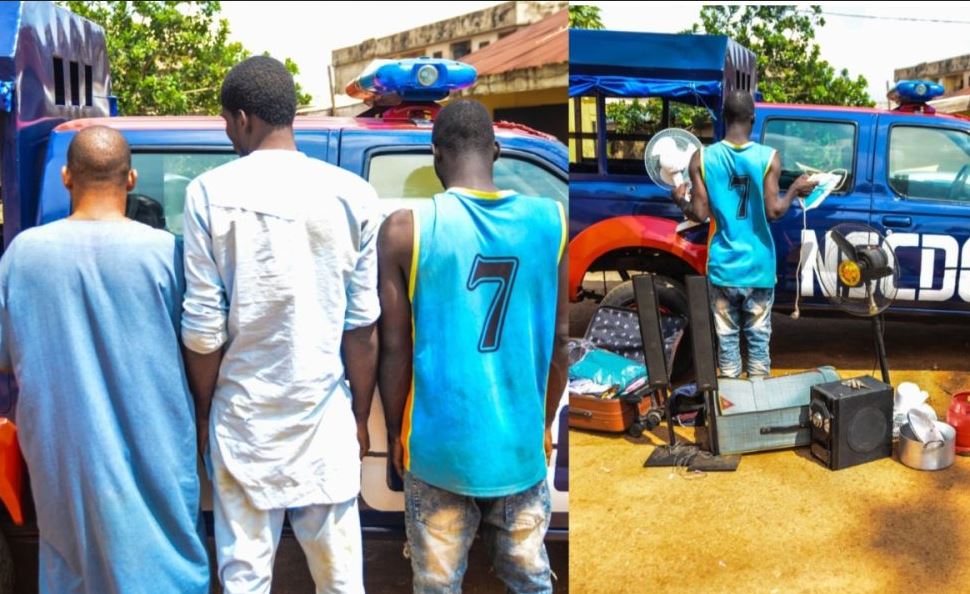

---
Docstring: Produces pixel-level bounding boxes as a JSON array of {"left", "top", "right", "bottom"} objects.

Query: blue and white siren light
[
  {"left": 346, "top": 57, "right": 477, "bottom": 104},
  {"left": 889, "top": 79, "right": 945, "bottom": 104}
]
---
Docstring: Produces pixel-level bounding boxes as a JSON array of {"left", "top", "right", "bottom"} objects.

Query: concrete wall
[
  {"left": 461, "top": 62, "right": 566, "bottom": 96},
  {"left": 332, "top": 1, "right": 565, "bottom": 89},
  {"left": 895, "top": 54, "right": 970, "bottom": 95}
]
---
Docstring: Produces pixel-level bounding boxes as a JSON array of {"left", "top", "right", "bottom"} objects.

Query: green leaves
[
  {"left": 694, "top": 5, "right": 873, "bottom": 107},
  {"left": 568, "top": 5, "right": 605, "bottom": 30},
  {"left": 63, "top": 1, "right": 313, "bottom": 115}
]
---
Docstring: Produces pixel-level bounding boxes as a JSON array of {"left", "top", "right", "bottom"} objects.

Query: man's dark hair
[
  {"left": 220, "top": 56, "right": 296, "bottom": 127},
  {"left": 431, "top": 99, "right": 495, "bottom": 156},
  {"left": 723, "top": 90, "right": 756, "bottom": 127},
  {"left": 67, "top": 126, "right": 131, "bottom": 184}
]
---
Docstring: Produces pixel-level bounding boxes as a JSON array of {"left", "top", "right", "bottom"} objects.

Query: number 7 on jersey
[{"left": 467, "top": 255, "right": 519, "bottom": 353}]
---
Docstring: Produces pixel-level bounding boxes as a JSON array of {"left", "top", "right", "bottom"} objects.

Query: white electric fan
[{"left": 644, "top": 128, "right": 704, "bottom": 232}]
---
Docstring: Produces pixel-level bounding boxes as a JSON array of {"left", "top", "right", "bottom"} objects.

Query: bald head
[{"left": 67, "top": 126, "right": 131, "bottom": 185}]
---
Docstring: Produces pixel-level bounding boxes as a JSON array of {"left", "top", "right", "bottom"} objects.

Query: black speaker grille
[{"left": 847, "top": 407, "right": 889, "bottom": 453}]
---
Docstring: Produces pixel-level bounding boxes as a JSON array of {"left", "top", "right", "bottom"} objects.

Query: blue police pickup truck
[
  {"left": 0, "top": 3, "right": 568, "bottom": 591},
  {"left": 568, "top": 30, "right": 970, "bottom": 363}
]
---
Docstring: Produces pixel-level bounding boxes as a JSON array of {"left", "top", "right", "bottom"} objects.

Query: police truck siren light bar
[
  {"left": 888, "top": 80, "right": 945, "bottom": 114},
  {"left": 889, "top": 80, "right": 945, "bottom": 104},
  {"left": 345, "top": 58, "right": 477, "bottom": 105}
]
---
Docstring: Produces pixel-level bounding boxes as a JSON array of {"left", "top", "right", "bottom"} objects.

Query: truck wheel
[
  {"left": 601, "top": 276, "right": 693, "bottom": 380},
  {"left": 0, "top": 533, "right": 13, "bottom": 594}
]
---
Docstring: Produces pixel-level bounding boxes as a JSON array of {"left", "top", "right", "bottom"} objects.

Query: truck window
[
  {"left": 130, "top": 152, "right": 236, "bottom": 235},
  {"left": 763, "top": 119, "right": 856, "bottom": 191},
  {"left": 889, "top": 126, "right": 970, "bottom": 202},
  {"left": 568, "top": 96, "right": 714, "bottom": 176},
  {"left": 367, "top": 152, "right": 567, "bottom": 205},
  {"left": 568, "top": 97, "right": 598, "bottom": 174},
  {"left": 604, "top": 97, "right": 663, "bottom": 176}
]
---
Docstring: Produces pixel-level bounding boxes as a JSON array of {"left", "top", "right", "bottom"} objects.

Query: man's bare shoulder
[{"left": 379, "top": 209, "right": 413, "bottom": 265}]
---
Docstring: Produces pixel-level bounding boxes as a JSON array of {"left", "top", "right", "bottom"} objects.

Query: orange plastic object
[
  {"left": 568, "top": 215, "right": 707, "bottom": 302},
  {"left": 0, "top": 418, "right": 23, "bottom": 525}
]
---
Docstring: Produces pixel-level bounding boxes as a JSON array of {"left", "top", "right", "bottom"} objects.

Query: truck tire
[
  {"left": 601, "top": 276, "right": 693, "bottom": 380},
  {"left": 0, "top": 533, "right": 13, "bottom": 594}
]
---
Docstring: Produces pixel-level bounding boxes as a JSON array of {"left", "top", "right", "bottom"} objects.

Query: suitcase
[
  {"left": 712, "top": 366, "right": 841, "bottom": 455},
  {"left": 567, "top": 303, "right": 685, "bottom": 435},
  {"left": 582, "top": 305, "right": 686, "bottom": 366},
  {"left": 568, "top": 388, "right": 659, "bottom": 436}
]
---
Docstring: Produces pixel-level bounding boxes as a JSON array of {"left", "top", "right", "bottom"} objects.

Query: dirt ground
[{"left": 569, "top": 295, "right": 970, "bottom": 594}]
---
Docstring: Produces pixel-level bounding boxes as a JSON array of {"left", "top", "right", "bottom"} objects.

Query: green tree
[
  {"left": 568, "top": 5, "right": 604, "bottom": 30},
  {"left": 63, "top": 1, "right": 312, "bottom": 115},
  {"left": 692, "top": 5, "right": 873, "bottom": 106}
]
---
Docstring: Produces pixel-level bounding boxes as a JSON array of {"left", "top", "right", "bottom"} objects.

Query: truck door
[
  {"left": 871, "top": 114, "right": 970, "bottom": 314},
  {"left": 757, "top": 112, "right": 875, "bottom": 309}
]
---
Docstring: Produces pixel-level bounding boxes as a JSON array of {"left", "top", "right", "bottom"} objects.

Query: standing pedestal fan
[{"left": 816, "top": 222, "right": 899, "bottom": 384}]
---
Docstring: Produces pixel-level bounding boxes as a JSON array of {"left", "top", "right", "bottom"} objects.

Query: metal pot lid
[{"left": 908, "top": 408, "right": 945, "bottom": 449}]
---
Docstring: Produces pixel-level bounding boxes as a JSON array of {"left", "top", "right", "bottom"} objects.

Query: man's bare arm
[
  {"left": 183, "top": 347, "right": 222, "bottom": 457},
  {"left": 342, "top": 323, "right": 378, "bottom": 459},
  {"left": 672, "top": 151, "right": 711, "bottom": 222},
  {"left": 377, "top": 209, "right": 414, "bottom": 476},
  {"left": 544, "top": 247, "right": 569, "bottom": 461},
  {"left": 764, "top": 152, "right": 816, "bottom": 220}
]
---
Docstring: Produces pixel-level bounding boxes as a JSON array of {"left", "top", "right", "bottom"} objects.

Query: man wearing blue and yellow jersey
[
  {"left": 378, "top": 99, "right": 568, "bottom": 594},
  {"left": 672, "top": 91, "right": 816, "bottom": 378}
]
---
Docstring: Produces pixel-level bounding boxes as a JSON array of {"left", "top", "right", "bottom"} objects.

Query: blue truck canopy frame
[
  {"left": 0, "top": 1, "right": 111, "bottom": 249},
  {"left": 569, "top": 29, "right": 758, "bottom": 139}
]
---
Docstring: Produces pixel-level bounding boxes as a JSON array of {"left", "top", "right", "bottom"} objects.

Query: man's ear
[
  {"left": 238, "top": 110, "right": 251, "bottom": 133},
  {"left": 61, "top": 166, "right": 72, "bottom": 190},
  {"left": 126, "top": 169, "right": 138, "bottom": 192},
  {"left": 493, "top": 141, "right": 500, "bottom": 163}
]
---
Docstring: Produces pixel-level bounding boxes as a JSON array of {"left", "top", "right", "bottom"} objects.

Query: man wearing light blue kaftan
[{"left": 0, "top": 219, "right": 210, "bottom": 594}]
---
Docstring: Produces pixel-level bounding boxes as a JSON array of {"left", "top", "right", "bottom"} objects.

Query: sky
[
  {"left": 220, "top": 1, "right": 970, "bottom": 108},
  {"left": 590, "top": 2, "right": 970, "bottom": 104},
  {"left": 220, "top": 1, "right": 504, "bottom": 108}
]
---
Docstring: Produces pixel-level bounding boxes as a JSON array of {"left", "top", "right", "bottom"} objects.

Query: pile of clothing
[{"left": 568, "top": 338, "right": 648, "bottom": 399}]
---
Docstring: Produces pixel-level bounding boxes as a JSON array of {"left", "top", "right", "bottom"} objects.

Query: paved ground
[{"left": 569, "top": 292, "right": 970, "bottom": 594}]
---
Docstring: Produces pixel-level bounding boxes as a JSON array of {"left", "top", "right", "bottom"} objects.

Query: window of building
[{"left": 450, "top": 40, "right": 472, "bottom": 60}]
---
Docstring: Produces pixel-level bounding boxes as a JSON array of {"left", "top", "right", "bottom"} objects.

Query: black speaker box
[
  {"left": 685, "top": 275, "right": 718, "bottom": 392},
  {"left": 633, "top": 274, "right": 670, "bottom": 389},
  {"left": 809, "top": 376, "right": 893, "bottom": 470}
]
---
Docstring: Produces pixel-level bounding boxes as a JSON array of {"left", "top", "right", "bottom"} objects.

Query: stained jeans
[
  {"left": 709, "top": 284, "right": 775, "bottom": 378},
  {"left": 404, "top": 473, "right": 552, "bottom": 594}
]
